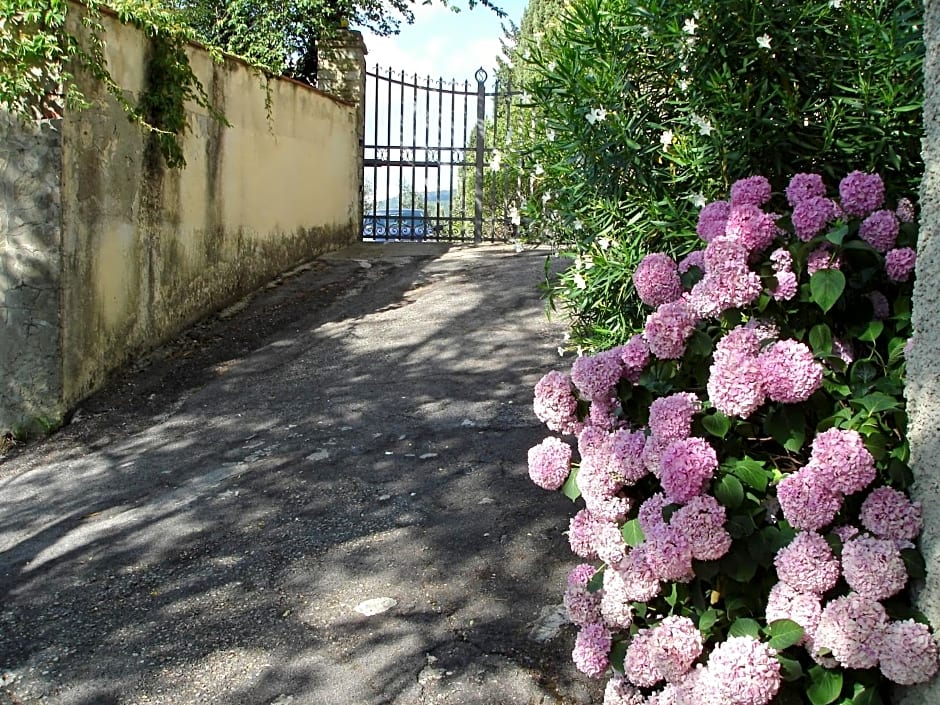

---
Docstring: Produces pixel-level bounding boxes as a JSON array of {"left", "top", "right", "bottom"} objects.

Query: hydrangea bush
[{"left": 528, "top": 171, "right": 936, "bottom": 704}]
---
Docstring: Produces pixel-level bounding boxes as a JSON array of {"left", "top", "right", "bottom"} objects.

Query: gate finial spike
[{"left": 475, "top": 67, "right": 488, "bottom": 83}]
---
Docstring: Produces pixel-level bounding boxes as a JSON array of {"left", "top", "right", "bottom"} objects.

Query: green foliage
[
  {"left": 501, "top": 0, "right": 923, "bottom": 349},
  {"left": 0, "top": 0, "right": 224, "bottom": 167}
]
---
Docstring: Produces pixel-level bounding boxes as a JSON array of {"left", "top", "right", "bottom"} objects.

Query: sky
[{"left": 357, "top": 0, "right": 529, "bottom": 84}]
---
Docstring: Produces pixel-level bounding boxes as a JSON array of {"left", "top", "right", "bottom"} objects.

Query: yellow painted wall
[{"left": 57, "top": 5, "right": 361, "bottom": 406}]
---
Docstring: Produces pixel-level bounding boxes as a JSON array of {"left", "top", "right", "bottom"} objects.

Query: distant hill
[{"left": 369, "top": 190, "right": 454, "bottom": 216}]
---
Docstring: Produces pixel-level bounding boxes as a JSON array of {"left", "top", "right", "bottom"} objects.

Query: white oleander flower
[
  {"left": 757, "top": 34, "right": 772, "bottom": 49},
  {"left": 688, "top": 193, "right": 707, "bottom": 208},
  {"left": 586, "top": 107, "right": 608, "bottom": 124},
  {"left": 683, "top": 18, "right": 697, "bottom": 35},
  {"left": 660, "top": 130, "right": 674, "bottom": 148}
]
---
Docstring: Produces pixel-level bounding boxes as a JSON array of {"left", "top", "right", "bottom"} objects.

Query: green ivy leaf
[
  {"left": 767, "top": 619, "right": 805, "bottom": 650},
  {"left": 728, "top": 617, "right": 761, "bottom": 639},
  {"left": 621, "top": 519, "right": 645, "bottom": 547},
  {"left": 702, "top": 411, "right": 731, "bottom": 439},
  {"left": 810, "top": 269, "right": 846, "bottom": 313},
  {"left": 807, "top": 666, "right": 843, "bottom": 705},
  {"left": 809, "top": 323, "right": 834, "bottom": 355},
  {"left": 714, "top": 475, "right": 745, "bottom": 509},
  {"left": 561, "top": 467, "right": 581, "bottom": 501},
  {"left": 855, "top": 392, "right": 900, "bottom": 414}
]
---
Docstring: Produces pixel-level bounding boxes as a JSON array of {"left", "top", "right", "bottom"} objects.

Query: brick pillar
[{"left": 318, "top": 30, "right": 367, "bottom": 229}]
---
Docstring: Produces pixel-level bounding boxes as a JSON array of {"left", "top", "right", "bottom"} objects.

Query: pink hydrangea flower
[
  {"left": 643, "top": 523, "right": 694, "bottom": 582},
  {"left": 809, "top": 428, "right": 876, "bottom": 495},
  {"left": 814, "top": 592, "right": 888, "bottom": 669},
  {"left": 807, "top": 244, "right": 841, "bottom": 274},
  {"left": 672, "top": 494, "right": 732, "bottom": 560},
  {"left": 786, "top": 173, "right": 827, "bottom": 206},
  {"left": 565, "top": 564, "right": 603, "bottom": 626},
  {"left": 638, "top": 492, "right": 670, "bottom": 534},
  {"left": 678, "top": 250, "right": 705, "bottom": 273},
  {"left": 619, "top": 334, "right": 651, "bottom": 382},
  {"left": 769, "top": 248, "right": 798, "bottom": 301},
  {"left": 592, "top": 520, "right": 630, "bottom": 567},
  {"left": 870, "top": 290, "right": 890, "bottom": 320},
  {"left": 758, "top": 340, "right": 823, "bottom": 404},
  {"left": 832, "top": 338, "right": 854, "bottom": 365},
  {"left": 600, "top": 568, "right": 634, "bottom": 629},
  {"left": 697, "top": 200, "right": 731, "bottom": 242},
  {"left": 569, "top": 509, "right": 601, "bottom": 559},
  {"left": 588, "top": 395, "right": 620, "bottom": 431},
  {"left": 731, "top": 176, "right": 773, "bottom": 207},
  {"left": 573, "top": 622, "right": 612, "bottom": 677},
  {"left": 833, "top": 524, "right": 860, "bottom": 543},
  {"left": 689, "top": 242, "right": 763, "bottom": 318},
  {"left": 625, "top": 626, "right": 663, "bottom": 687},
  {"left": 704, "top": 636, "right": 781, "bottom": 705},
  {"left": 839, "top": 171, "right": 885, "bottom": 217},
  {"left": 765, "top": 582, "right": 822, "bottom": 646},
  {"left": 774, "top": 531, "right": 840, "bottom": 595},
  {"left": 608, "top": 428, "right": 650, "bottom": 484},
  {"left": 841, "top": 535, "right": 908, "bottom": 600},
  {"left": 703, "top": 238, "right": 750, "bottom": 271},
  {"left": 859, "top": 209, "right": 900, "bottom": 252},
  {"left": 707, "top": 326, "right": 764, "bottom": 418},
  {"left": 896, "top": 197, "right": 916, "bottom": 223},
  {"left": 644, "top": 299, "right": 699, "bottom": 359},
  {"left": 659, "top": 437, "right": 718, "bottom": 504},
  {"left": 634, "top": 253, "right": 683, "bottom": 307},
  {"left": 776, "top": 467, "right": 843, "bottom": 531},
  {"left": 614, "top": 548, "right": 661, "bottom": 602},
  {"left": 625, "top": 616, "right": 703, "bottom": 687},
  {"left": 878, "top": 620, "right": 940, "bottom": 685},
  {"left": 534, "top": 370, "right": 582, "bottom": 435},
  {"left": 725, "top": 204, "right": 777, "bottom": 252},
  {"left": 860, "top": 486, "right": 923, "bottom": 541},
  {"left": 649, "top": 392, "right": 700, "bottom": 442},
  {"left": 571, "top": 349, "right": 624, "bottom": 400},
  {"left": 792, "top": 196, "right": 839, "bottom": 241},
  {"left": 886, "top": 247, "right": 916, "bottom": 282},
  {"left": 527, "top": 436, "right": 572, "bottom": 490},
  {"left": 604, "top": 673, "right": 646, "bottom": 705}
]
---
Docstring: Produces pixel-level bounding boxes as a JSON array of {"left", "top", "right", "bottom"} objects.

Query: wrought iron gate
[{"left": 363, "top": 66, "right": 518, "bottom": 244}]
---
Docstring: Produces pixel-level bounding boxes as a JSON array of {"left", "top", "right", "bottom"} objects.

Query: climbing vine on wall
[{"left": 0, "top": 0, "right": 226, "bottom": 168}]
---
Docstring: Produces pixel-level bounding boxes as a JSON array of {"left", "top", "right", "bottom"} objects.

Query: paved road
[{"left": 0, "top": 243, "right": 602, "bottom": 705}]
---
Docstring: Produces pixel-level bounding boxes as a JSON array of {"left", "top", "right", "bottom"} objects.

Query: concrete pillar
[
  {"left": 901, "top": 1, "right": 940, "bottom": 702},
  {"left": 318, "top": 30, "right": 367, "bottom": 229}
]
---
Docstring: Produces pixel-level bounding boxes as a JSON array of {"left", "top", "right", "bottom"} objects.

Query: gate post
[
  {"left": 318, "top": 30, "right": 368, "bottom": 232},
  {"left": 474, "top": 68, "right": 487, "bottom": 244}
]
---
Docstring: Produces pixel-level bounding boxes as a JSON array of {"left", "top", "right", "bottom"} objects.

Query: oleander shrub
[
  {"left": 527, "top": 171, "right": 937, "bottom": 704},
  {"left": 506, "top": 0, "right": 923, "bottom": 349}
]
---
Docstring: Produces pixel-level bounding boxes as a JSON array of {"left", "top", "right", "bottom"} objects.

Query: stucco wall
[
  {"left": 902, "top": 1, "right": 940, "bottom": 703},
  {"left": 0, "top": 6, "right": 362, "bottom": 432}
]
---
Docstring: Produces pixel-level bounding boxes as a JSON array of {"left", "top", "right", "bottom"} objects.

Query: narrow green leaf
[
  {"left": 621, "top": 519, "right": 645, "bottom": 547},
  {"left": 561, "top": 467, "right": 581, "bottom": 501},
  {"left": 728, "top": 617, "right": 761, "bottom": 638},
  {"left": 807, "top": 666, "right": 843, "bottom": 705},
  {"left": 810, "top": 269, "right": 846, "bottom": 313},
  {"left": 767, "top": 619, "right": 805, "bottom": 650}
]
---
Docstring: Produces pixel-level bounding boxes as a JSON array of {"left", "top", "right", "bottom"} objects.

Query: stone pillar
[
  {"left": 902, "top": 1, "right": 940, "bottom": 702},
  {"left": 0, "top": 113, "right": 66, "bottom": 436},
  {"left": 318, "top": 30, "right": 367, "bottom": 229}
]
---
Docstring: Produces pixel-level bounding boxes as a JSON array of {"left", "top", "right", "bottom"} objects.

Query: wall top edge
[{"left": 68, "top": 0, "right": 358, "bottom": 109}]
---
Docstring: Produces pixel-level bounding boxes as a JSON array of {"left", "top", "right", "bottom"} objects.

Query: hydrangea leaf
[
  {"left": 810, "top": 269, "right": 846, "bottom": 313},
  {"left": 855, "top": 392, "right": 900, "bottom": 414},
  {"left": 728, "top": 617, "right": 761, "bottom": 638},
  {"left": 702, "top": 411, "right": 731, "bottom": 439},
  {"left": 609, "top": 639, "right": 627, "bottom": 673},
  {"left": 621, "top": 518, "right": 645, "bottom": 547},
  {"left": 698, "top": 607, "right": 719, "bottom": 632},
  {"left": 560, "top": 467, "right": 581, "bottom": 501},
  {"left": 901, "top": 548, "right": 927, "bottom": 579},
  {"left": 858, "top": 320, "right": 884, "bottom": 342},
  {"left": 714, "top": 475, "right": 744, "bottom": 509},
  {"left": 850, "top": 687, "right": 882, "bottom": 705},
  {"left": 764, "top": 407, "right": 806, "bottom": 453},
  {"left": 767, "top": 619, "right": 805, "bottom": 650},
  {"left": 776, "top": 654, "right": 804, "bottom": 681},
  {"left": 809, "top": 323, "right": 834, "bottom": 355},
  {"left": 807, "top": 665, "right": 843, "bottom": 705},
  {"left": 825, "top": 223, "right": 849, "bottom": 245},
  {"left": 724, "top": 456, "right": 770, "bottom": 492},
  {"left": 587, "top": 566, "right": 605, "bottom": 593}
]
